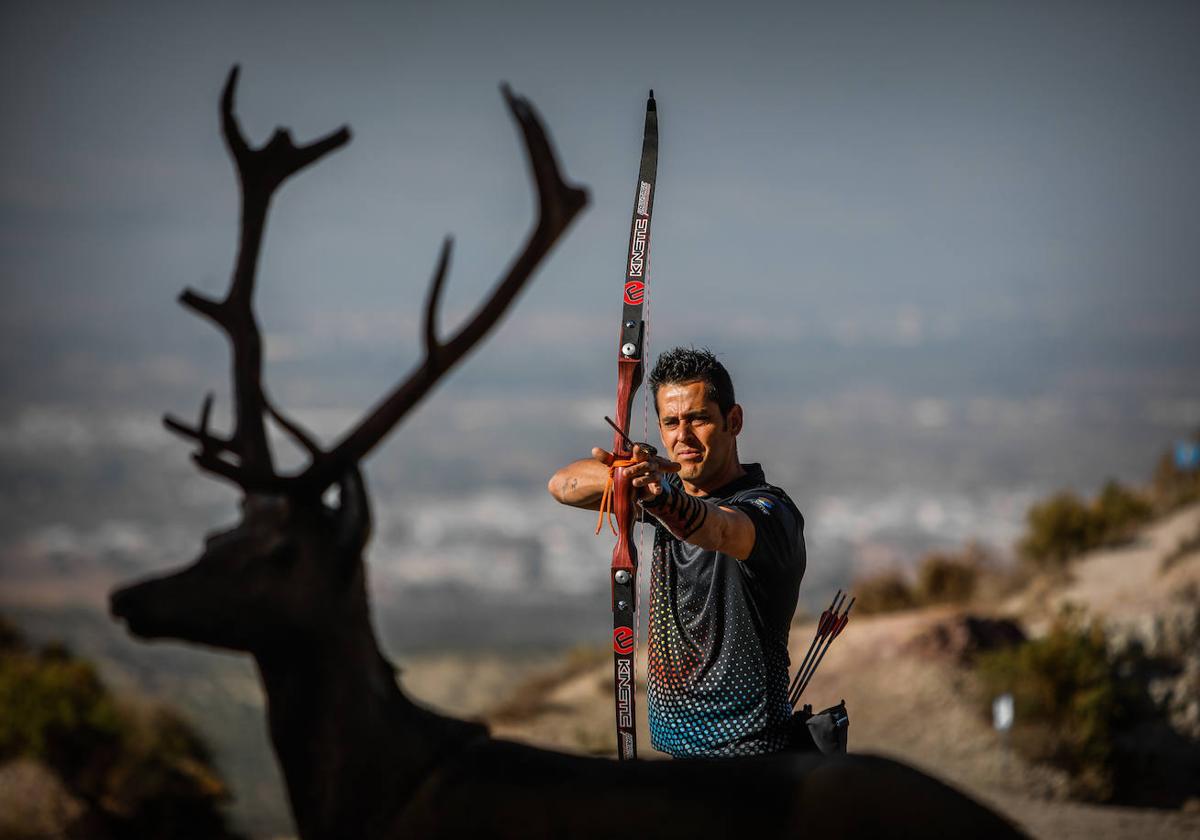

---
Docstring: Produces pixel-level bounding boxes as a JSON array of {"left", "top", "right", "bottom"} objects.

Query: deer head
[
  {"left": 109, "top": 65, "right": 587, "bottom": 658},
  {"left": 109, "top": 474, "right": 371, "bottom": 651}
]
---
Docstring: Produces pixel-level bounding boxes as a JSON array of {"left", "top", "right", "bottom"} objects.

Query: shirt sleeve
[{"left": 729, "top": 491, "right": 805, "bottom": 581}]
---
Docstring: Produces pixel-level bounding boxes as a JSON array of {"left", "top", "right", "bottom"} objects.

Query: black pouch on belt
[{"left": 786, "top": 699, "right": 849, "bottom": 755}]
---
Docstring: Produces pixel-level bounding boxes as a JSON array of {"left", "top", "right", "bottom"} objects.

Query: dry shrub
[
  {"left": 1019, "top": 480, "right": 1153, "bottom": 572},
  {"left": 1093, "top": 480, "right": 1152, "bottom": 540},
  {"left": 0, "top": 614, "right": 245, "bottom": 839},
  {"left": 854, "top": 543, "right": 990, "bottom": 615},
  {"left": 1019, "top": 491, "right": 1094, "bottom": 571},
  {"left": 916, "top": 544, "right": 986, "bottom": 605},
  {"left": 974, "top": 606, "right": 1140, "bottom": 801},
  {"left": 852, "top": 570, "right": 917, "bottom": 615}
]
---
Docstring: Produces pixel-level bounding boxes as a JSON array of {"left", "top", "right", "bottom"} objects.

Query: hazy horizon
[{"left": 3, "top": 0, "right": 1199, "bottom": 637}]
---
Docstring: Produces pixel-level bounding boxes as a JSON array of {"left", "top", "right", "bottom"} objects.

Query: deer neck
[{"left": 253, "top": 613, "right": 483, "bottom": 839}]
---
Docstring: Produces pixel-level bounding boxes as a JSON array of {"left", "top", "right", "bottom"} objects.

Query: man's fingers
[
  {"left": 629, "top": 456, "right": 682, "bottom": 480},
  {"left": 631, "top": 443, "right": 660, "bottom": 461},
  {"left": 638, "top": 479, "right": 664, "bottom": 502},
  {"left": 593, "top": 444, "right": 679, "bottom": 475}
]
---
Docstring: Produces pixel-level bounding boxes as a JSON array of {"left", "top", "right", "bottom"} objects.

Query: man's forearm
[
  {"left": 639, "top": 482, "right": 746, "bottom": 557},
  {"left": 547, "top": 458, "right": 609, "bottom": 509}
]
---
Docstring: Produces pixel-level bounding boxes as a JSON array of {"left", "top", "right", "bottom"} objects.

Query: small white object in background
[
  {"left": 993, "top": 692, "right": 1015, "bottom": 774},
  {"left": 993, "top": 693, "right": 1014, "bottom": 732}
]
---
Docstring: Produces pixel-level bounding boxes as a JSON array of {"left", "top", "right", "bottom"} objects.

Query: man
[{"left": 548, "top": 346, "right": 805, "bottom": 757}]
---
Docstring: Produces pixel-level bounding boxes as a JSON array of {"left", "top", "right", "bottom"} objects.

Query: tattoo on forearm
[{"left": 642, "top": 484, "right": 709, "bottom": 541}]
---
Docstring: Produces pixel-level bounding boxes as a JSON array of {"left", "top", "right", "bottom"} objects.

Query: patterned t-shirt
[{"left": 646, "top": 463, "right": 805, "bottom": 758}]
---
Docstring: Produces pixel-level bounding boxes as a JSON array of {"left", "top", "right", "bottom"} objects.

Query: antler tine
[
  {"left": 499, "top": 84, "right": 585, "bottom": 235},
  {"left": 264, "top": 394, "right": 324, "bottom": 460},
  {"left": 424, "top": 237, "right": 453, "bottom": 359},
  {"left": 294, "top": 85, "right": 588, "bottom": 495},
  {"left": 163, "top": 393, "right": 293, "bottom": 494},
  {"left": 164, "top": 393, "right": 235, "bottom": 455},
  {"left": 177, "top": 64, "right": 351, "bottom": 492},
  {"left": 219, "top": 65, "right": 353, "bottom": 236}
]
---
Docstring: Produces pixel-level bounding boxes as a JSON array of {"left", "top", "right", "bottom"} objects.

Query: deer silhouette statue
[{"left": 109, "top": 68, "right": 1023, "bottom": 839}]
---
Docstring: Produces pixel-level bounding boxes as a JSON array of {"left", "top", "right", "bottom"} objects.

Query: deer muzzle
[{"left": 109, "top": 566, "right": 215, "bottom": 643}]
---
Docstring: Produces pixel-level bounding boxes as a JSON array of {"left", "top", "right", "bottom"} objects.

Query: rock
[
  {"left": 0, "top": 758, "right": 86, "bottom": 839},
  {"left": 908, "top": 614, "right": 1026, "bottom": 664}
]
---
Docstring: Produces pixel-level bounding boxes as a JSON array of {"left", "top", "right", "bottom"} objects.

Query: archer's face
[{"left": 655, "top": 380, "right": 742, "bottom": 489}]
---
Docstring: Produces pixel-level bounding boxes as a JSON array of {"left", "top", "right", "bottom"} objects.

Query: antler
[
  {"left": 164, "top": 65, "right": 350, "bottom": 491},
  {"left": 165, "top": 67, "right": 588, "bottom": 497},
  {"left": 294, "top": 84, "right": 588, "bottom": 494}
]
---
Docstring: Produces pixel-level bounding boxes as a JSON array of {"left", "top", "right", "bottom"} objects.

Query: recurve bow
[{"left": 606, "top": 90, "right": 658, "bottom": 761}]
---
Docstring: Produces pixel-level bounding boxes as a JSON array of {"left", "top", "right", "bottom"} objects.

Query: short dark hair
[{"left": 648, "top": 346, "right": 736, "bottom": 417}]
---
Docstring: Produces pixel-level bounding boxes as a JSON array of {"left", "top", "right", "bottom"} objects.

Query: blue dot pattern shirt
[{"left": 646, "top": 463, "right": 805, "bottom": 758}]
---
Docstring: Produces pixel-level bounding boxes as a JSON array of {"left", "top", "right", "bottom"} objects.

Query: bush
[
  {"left": 852, "top": 570, "right": 917, "bottom": 615},
  {"left": 1019, "top": 480, "right": 1153, "bottom": 571},
  {"left": 852, "top": 544, "right": 989, "bottom": 615},
  {"left": 1092, "top": 480, "right": 1152, "bottom": 541},
  {"left": 916, "top": 547, "right": 983, "bottom": 605},
  {"left": 1019, "top": 492, "right": 1095, "bottom": 570},
  {"left": 0, "top": 636, "right": 126, "bottom": 789},
  {"left": 0, "top": 615, "right": 245, "bottom": 839},
  {"left": 974, "top": 606, "right": 1138, "bottom": 800}
]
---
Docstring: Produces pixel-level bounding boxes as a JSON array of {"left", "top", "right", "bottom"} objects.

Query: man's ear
[{"left": 727, "top": 404, "right": 744, "bottom": 436}]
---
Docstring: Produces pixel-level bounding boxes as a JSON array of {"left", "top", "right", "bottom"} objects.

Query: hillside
[
  {"left": 481, "top": 502, "right": 1200, "bottom": 839},
  {"left": 2, "top": 504, "right": 1195, "bottom": 839}
]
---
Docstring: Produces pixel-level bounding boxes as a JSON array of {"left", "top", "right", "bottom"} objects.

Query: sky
[
  {"left": 5, "top": 0, "right": 1199, "bottom": 396},
  {"left": 2, "top": 0, "right": 1199, "bottom": 620}
]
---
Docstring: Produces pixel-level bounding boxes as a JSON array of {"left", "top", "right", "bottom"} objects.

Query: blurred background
[{"left": 2, "top": 1, "right": 1198, "bottom": 837}]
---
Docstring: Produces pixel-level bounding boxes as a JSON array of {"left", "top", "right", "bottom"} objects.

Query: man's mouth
[{"left": 676, "top": 449, "right": 702, "bottom": 462}]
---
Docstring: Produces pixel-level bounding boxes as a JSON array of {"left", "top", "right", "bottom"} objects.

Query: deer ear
[{"left": 335, "top": 468, "right": 371, "bottom": 561}]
